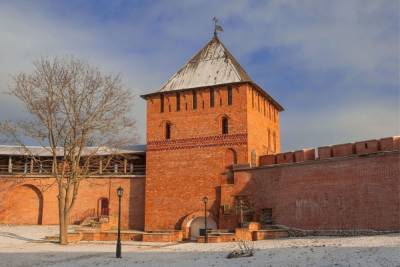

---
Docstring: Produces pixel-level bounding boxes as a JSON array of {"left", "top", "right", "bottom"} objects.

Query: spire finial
[{"left": 213, "top": 17, "right": 224, "bottom": 37}]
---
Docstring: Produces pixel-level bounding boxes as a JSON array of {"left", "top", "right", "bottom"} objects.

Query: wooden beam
[
  {"left": 8, "top": 156, "right": 12, "bottom": 173},
  {"left": 30, "top": 158, "right": 34, "bottom": 173},
  {"left": 99, "top": 157, "right": 103, "bottom": 174}
]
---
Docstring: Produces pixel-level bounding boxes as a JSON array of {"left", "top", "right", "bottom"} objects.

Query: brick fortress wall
[
  {"left": 220, "top": 136, "right": 400, "bottom": 231},
  {"left": 0, "top": 176, "right": 145, "bottom": 230}
]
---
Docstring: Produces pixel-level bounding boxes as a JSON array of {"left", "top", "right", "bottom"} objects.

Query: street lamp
[
  {"left": 116, "top": 186, "right": 124, "bottom": 258},
  {"left": 202, "top": 196, "right": 208, "bottom": 243}
]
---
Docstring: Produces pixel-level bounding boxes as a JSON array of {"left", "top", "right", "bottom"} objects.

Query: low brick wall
[
  {"left": 142, "top": 231, "right": 183, "bottom": 242},
  {"left": 67, "top": 232, "right": 83, "bottom": 243},
  {"left": 287, "top": 228, "right": 400, "bottom": 237},
  {"left": 252, "top": 230, "right": 289, "bottom": 241},
  {"left": 100, "top": 232, "right": 142, "bottom": 241},
  {"left": 79, "top": 231, "right": 142, "bottom": 241},
  {"left": 247, "top": 222, "right": 260, "bottom": 231},
  {"left": 197, "top": 233, "right": 236, "bottom": 243},
  {"left": 235, "top": 228, "right": 253, "bottom": 241},
  {"left": 80, "top": 231, "right": 100, "bottom": 241}
]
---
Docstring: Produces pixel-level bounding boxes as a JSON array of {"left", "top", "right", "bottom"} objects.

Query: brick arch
[
  {"left": 98, "top": 197, "right": 109, "bottom": 217},
  {"left": 215, "top": 113, "right": 231, "bottom": 123},
  {"left": 215, "top": 114, "right": 230, "bottom": 135},
  {"left": 180, "top": 210, "right": 217, "bottom": 240},
  {"left": 225, "top": 148, "right": 237, "bottom": 168},
  {"left": 5, "top": 184, "right": 43, "bottom": 225},
  {"left": 158, "top": 120, "right": 175, "bottom": 139},
  {"left": 159, "top": 119, "right": 172, "bottom": 127}
]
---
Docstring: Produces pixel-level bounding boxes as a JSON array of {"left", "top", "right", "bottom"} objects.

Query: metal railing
[{"left": 70, "top": 208, "right": 96, "bottom": 224}]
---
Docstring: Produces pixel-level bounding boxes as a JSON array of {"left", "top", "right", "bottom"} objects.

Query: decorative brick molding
[{"left": 147, "top": 133, "right": 247, "bottom": 151}]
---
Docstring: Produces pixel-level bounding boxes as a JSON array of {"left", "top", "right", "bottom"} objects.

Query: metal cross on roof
[{"left": 213, "top": 17, "right": 224, "bottom": 37}]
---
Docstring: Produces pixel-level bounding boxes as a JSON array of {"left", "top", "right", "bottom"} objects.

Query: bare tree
[
  {"left": 227, "top": 239, "right": 255, "bottom": 259},
  {"left": 235, "top": 196, "right": 255, "bottom": 228},
  {"left": 0, "top": 57, "right": 136, "bottom": 244}
]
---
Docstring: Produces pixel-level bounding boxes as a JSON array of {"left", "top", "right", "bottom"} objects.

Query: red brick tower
[{"left": 141, "top": 35, "right": 283, "bottom": 237}]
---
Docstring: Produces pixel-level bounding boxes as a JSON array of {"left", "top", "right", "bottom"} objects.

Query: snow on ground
[{"left": 0, "top": 225, "right": 399, "bottom": 267}]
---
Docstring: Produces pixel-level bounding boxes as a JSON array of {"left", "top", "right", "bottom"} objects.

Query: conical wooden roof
[
  {"left": 158, "top": 35, "right": 253, "bottom": 92},
  {"left": 142, "top": 35, "right": 283, "bottom": 111}
]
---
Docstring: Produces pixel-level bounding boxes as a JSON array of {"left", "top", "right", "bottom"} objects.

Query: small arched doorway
[
  {"left": 188, "top": 216, "right": 217, "bottom": 240},
  {"left": 225, "top": 148, "right": 237, "bottom": 168},
  {"left": 98, "top": 198, "right": 109, "bottom": 217},
  {"left": 6, "top": 184, "right": 43, "bottom": 225},
  {"left": 225, "top": 148, "right": 237, "bottom": 184},
  {"left": 221, "top": 117, "right": 229, "bottom": 134}
]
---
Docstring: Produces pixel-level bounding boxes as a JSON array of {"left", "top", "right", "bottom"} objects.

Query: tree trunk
[
  {"left": 59, "top": 213, "right": 68, "bottom": 245},
  {"left": 58, "top": 188, "right": 68, "bottom": 245}
]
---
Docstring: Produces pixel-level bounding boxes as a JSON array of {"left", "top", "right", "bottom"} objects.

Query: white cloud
[
  {"left": 0, "top": 0, "right": 398, "bottom": 148},
  {"left": 281, "top": 97, "right": 400, "bottom": 150},
  {"left": 0, "top": 2, "right": 154, "bottom": 141}
]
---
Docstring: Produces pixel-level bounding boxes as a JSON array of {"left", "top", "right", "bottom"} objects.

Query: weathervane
[{"left": 213, "top": 17, "right": 224, "bottom": 37}]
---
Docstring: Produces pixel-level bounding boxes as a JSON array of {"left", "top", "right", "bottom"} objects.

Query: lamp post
[
  {"left": 116, "top": 186, "right": 124, "bottom": 258},
  {"left": 202, "top": 196, "right": 208, "bottom": 243}
]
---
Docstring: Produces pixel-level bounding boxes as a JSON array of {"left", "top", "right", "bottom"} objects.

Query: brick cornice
[{"left": 147, "top": 133, "right": 247, "bottom": 151}]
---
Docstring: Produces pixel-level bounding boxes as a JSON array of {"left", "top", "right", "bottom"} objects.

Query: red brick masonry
[
  {"left": 0, "top": 176, "right": 145, "bottom": 230},
  {"left": 0, "top": 136, "right": 398, "bottom": 235},
  {"left": 222, "top": 136, "right": 400, "bottom": 231}
]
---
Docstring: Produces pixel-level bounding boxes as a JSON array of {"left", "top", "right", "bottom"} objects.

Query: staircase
[
  {"left": 70, "top": 208, "right": 113, "bottom": 231},
  {"left": 252, "top": 224, "right": 290, "bottom": 240},
  {"left": 80, "top": 216, "right": 100, "bottom": 227},
  {"left": 70, "top": 208, "right": 96, "bottom": 225}
]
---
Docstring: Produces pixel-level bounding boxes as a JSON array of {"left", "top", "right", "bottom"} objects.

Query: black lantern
[
  {"left": 202, "top": 196, "right": 208, "bottom": 243},
  {"left": 116, "top": 186, "right": 124, "bottom": 258}
]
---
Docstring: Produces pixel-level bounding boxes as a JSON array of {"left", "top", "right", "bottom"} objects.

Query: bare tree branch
[{"left": 0, "top": 56, "right": 137, "bottom": 244}]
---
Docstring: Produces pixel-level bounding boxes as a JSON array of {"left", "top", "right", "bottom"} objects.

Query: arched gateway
[
  {"left": 5, "top": 184, "right": 43, "bottom": 225},
  {"left": 181, "top": 211, "right": 217, "bottom": 240}
]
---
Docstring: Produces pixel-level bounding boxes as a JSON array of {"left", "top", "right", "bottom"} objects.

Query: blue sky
[{"left": 0, "top": 0, "right": 399, "bottom": 150}]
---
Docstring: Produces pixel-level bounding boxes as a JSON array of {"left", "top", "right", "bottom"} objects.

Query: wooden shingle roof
[
  {"left": 158, "top": 35, "right": 252, "bottom": 92},
  {"left": 142, "top": 35, "right": 283, "bottom": 111}
]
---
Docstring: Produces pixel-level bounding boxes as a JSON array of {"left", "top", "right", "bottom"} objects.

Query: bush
[{"left": 227, "top": 239, "right": 255, "bottom": 259}]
